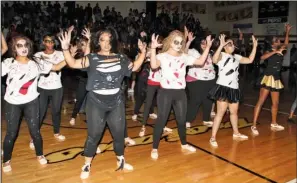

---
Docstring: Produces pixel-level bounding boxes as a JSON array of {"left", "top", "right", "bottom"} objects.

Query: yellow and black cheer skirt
[{"left": 260, "top": 75, "right": 284, "bottom": 91}]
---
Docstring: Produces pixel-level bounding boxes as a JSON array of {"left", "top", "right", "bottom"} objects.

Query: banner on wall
[
  {"left": 181, "top": 3, "right": 206, "bottom": 14},
  {"left": 157, "top": 2, "right": 179, "bottom": 12},
  {"left": 258, "top": 1, "right": 289, "bottom": 24},
  {"left": 232, "top": 24, "right": 253, "bottom": 35},
  {"left": 216, "top": 7, "right": 253, "bottom": 22},
  {"left": 214, "top": 1, "right": 251, "bottom": 7}
]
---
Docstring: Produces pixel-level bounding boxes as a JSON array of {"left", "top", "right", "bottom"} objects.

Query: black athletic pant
[
  {"left": 186, "top": 79, "right": 216, "bottom": 123},
  {"left": 134, "top": 81, "right": 154, "bottom": 115},
  {"left": 3, "top": 98, "right": 43, "bottom": 162},
  {"left": 38, "top": 87, "right": 63, "bottom": 134},
  {"left": 71, "top": 78, "right": 88, "bottom": 118},
  {"left": 153, "top": 89, "right": 187, "bottom": 149},
  {"left": 83, "top": 92, "right": 126, "bottom": 157},
  {"left": 142, "top": 85, "right": 159, "bottom": 125}
]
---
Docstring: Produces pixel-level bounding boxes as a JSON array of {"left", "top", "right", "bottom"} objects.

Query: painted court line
[
  {"left": 243, "top": 103, "right": 290, "bottom": 115},
  {"left": 286, "top": 178, "right": 297, "bottom": 183}
]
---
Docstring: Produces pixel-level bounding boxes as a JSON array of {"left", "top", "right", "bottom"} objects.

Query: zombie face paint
[
  {"left": 16, "top": 39, "right": 29, "bottom": 57},
  {"left": 171, "top": 36, "right": 183, "bottom": 52}
]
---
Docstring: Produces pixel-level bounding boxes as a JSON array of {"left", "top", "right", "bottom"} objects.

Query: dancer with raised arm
[
  {"left": 2, "top": 36, "right": 66, "bottom": 172},
  {"left": 149, "top": 31, "right": 213, "bottom": 159},
  {"left": 251, "top": 23, "right": 292, "bottom": 135},
  {"left": 58, "top": 28, "right": 146, "bottom": 179},
  {"left": 209, "top": 34, "right": 258, "bottom": 147}
]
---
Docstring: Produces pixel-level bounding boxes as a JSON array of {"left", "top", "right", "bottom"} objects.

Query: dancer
[
  {"left": 69, "top": 28, "right": 91, "bottom": 126},
  {"left": 209, "top": 34, "right": 258, "bottom": 147},
  {"left": 185, "top": 35, "right": 216, "bottom": 128},
  {"left": 32, "top": 34, "right": 67, "bottom": 149},
  {"left": 149, "top": 31, "right": 213, "bottom": 159},
  {"left": 138, "top": 41, "right": 172, "bottom": 137},
  {"left": 58, "top": 28, "right": 146, "bottom": 179},
  {"left": 251, "top": 23, "right": 292, "bottom": 135},
  {"left": 2, "top": 36, "right": 66, "bottom": 172}
]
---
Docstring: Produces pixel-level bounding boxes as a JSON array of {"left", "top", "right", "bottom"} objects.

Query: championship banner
[
  {"left": 258, "top": 1, "right": 289, "bottom": 24},
  {"left": 181, "top": 3, "right": 206, "bottom": 14}
]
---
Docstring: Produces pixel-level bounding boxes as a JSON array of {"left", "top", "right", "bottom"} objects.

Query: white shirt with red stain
[
  {"left": 186, "top": 49, "right": 216, "bottom": 82},
  {"left": 147, "top": 68, "right": 161, "bottom": 86},
  {"left": 2, "top": 58, "right": 53, "bottom": 105},
  {"left": 156, "top": 52, "right": 196, "bottom": 89},
  {"left": 34, "top": 51, "right": 64, "bottom": 90}
]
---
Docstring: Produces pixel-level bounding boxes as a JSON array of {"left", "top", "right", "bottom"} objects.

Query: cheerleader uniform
[
  {"left": 260, "top": 50, "right": 284, "bottom": 91},
  {"left": 209, "top": 52, "right": 242, "bottom": 103}
]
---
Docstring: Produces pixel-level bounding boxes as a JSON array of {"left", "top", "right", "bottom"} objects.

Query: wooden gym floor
[{"left": 1, "top": 76, "right": 296, "bottom": 183}]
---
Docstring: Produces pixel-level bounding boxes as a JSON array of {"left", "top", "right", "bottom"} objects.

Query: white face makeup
[
  {"left": 171, "top": 36, "right": 183, "bottom": 52},
  {"left": 16, "top": 39, "right": 29, "bottom": 57}
]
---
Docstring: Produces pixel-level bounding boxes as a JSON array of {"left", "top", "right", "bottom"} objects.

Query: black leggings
[
  {"left": 72, "top": 78, "right": 88, "bottom": 118},
  {"left": 38, "top": 87, "right": 63, "bottom": 134},
  {"left": 3, "top": 98, "right": 43, "bottom": 162},
  {"left": 134, "top": 81, "right": 154, "bottom": 115},
  {"left": 83, "top": 92, "right": 126, "bottom": 157},
  {"left": 186, "top": 79, "right": 215, "bottom": 122},
  {"left": 142, "top": 85, "right": 159, "bottom": 125},
  {"left": 153, "top": 89, "right": 187, "bottom": 149}
]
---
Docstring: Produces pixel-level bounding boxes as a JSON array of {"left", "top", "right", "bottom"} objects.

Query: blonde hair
[{"left": 160, "top": 30, "right": 186, "bottom": 53}]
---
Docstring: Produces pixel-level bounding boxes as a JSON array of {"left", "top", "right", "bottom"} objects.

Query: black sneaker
[{"left": 288, "top": 118, "right": 296, "bottom": 124}]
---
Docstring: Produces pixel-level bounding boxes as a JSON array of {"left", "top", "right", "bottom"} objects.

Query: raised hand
[
  {"left": 81, "top": 28, "right": 91, "bottom": 40},
  {"left": 58, "top": 31, "right": 71, "bottom": 50},
  {"left": 252, "top": 35, "right": 258, "bottom": 48},
  {"left": 285, "top": 23, "right": 293, "bottom": 32},
  {"left": 206, "top": 35, "right": 214, "bottom": 48},
  {"left": 138, "top": 39, "right": 147, "bottom": 53},
  {"left": 219, "top": 34, "right": 231, "bottom": 47},
  {"left": 187, "top": 32, "right": 196, "bottom": 43},
  {"left": 151, "top": 33, "right": 163, "bottom": 49},
  {"left": 67, "top": 25, "right": 74, "bottom": 33}
]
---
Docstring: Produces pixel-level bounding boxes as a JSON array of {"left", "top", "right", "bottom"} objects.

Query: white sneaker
[
  {"left": 125, "top": 137, "right": 136, "bottom": 146},
  {"left": 271, "top": 123, "right": 285, "bottom": 131},
  {"left": 80, "top": 163, "right": 91, "bottom": 179},
  {"left": 181, "top": 144, "right": 196, "bottom": 152},
  {"left": 151, "top": 149, "right": 158, "bottom": 159},
  {"left": 70, "top": 118, "right": 75, "bottom": 126},
  {"left": 116, "top": 156, "right": 134, "bottom": 171},
  {"left": 203, "top": 121, "right": 213, "bottom": 127},
  {"left": 210, "top": 138, "right": 218, "bottom": 147},
  {"left": 251, "top": 126, "right": 259, "bottom": 135},
  {"left": 2, "top": 161, "right": 11, "bottom": 173},
  {"left": 211, "top": 111, "right": 216, "bottom": 117},
  {"left": 54, "top": 134, "right": 66, "bottom": 141},
  {"left": 96, "top": 147, "right": 101, "bottom": 154},
  {"left": 186, "top": 122, "right": 191, "bottom": 128},
  {"left": 139, "top": 127, "right": 146, "bottom": 137},
  {"left": 163, "top": 126, "right": 173, "bottom": 133},
  {"left": 149, "top": 113, "right": 158, "bottom": 119},
  {"left": 132, "top": 114, "right": 137, "bottom": 121},
  {"left": 29, "top": 140, "right": 35, "bottom": 150},
  {"left": 37, "top": 155, "right": 48, "bottom": 165},
  {"left": 233, "top": 133, "right": 248, "bottom": 139}
]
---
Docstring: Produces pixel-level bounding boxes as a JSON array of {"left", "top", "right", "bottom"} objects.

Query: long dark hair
[{"left": 92, "top": 28, "right": 119, "bottom": 54}]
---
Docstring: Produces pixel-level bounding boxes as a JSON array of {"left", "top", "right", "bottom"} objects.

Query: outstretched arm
[
  {"left": 1, "top": 33, "right": 8, "bottom": 55},
  {"left": 240, "top": 35, "right": 258, "bottom": 64},
  {"left": 150, "top": 34, "right": 162, "bottom": 69}
]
